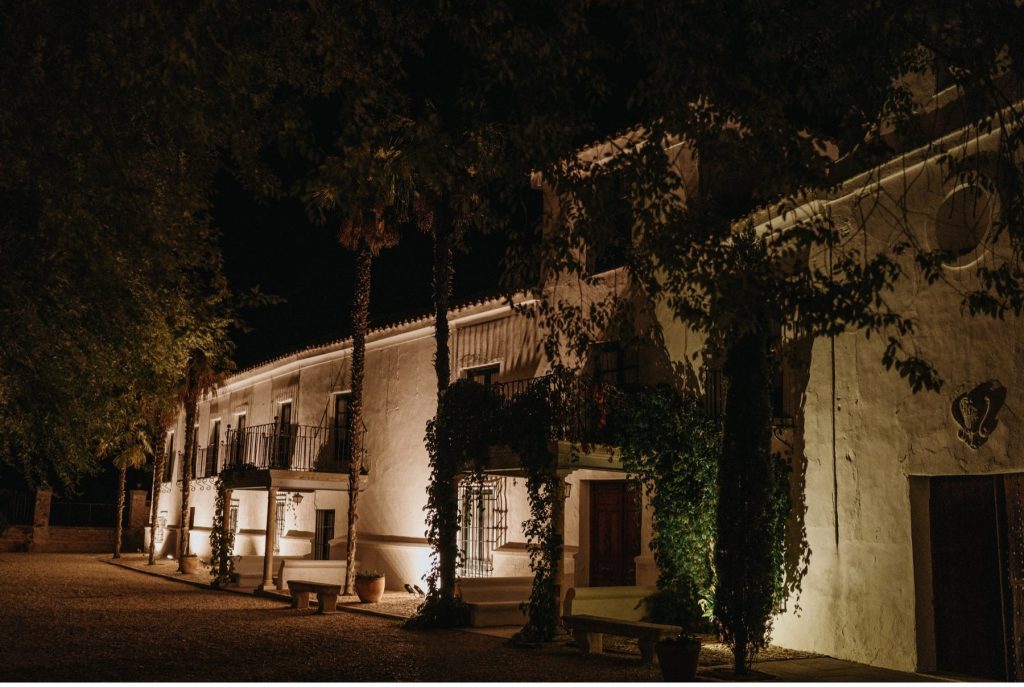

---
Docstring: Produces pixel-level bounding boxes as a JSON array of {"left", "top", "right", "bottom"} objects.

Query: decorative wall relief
[{"left": 952, "top": 379, "right": 1007, "bottom": 449}]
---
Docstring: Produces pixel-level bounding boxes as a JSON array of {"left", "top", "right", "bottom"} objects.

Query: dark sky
[{"left": 214, "top": 175, "right": 508, "bottom": 369}]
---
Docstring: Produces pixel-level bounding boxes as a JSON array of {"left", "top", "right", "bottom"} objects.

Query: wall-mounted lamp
[{"left": 291, "top": 492, "right": 303, "bottom": 505}]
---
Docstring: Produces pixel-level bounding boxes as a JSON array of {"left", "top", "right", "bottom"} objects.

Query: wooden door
[
  {"left": 930, "top": 476, "right": 1012, "bottom": 679},
  {"left": 314, "top": 509, "right": 335, "bottom": 561},
  {"left": 589, "top": 481, "right": 641, "bottom": 587}
]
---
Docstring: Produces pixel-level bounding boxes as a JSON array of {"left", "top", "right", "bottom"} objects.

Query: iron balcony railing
[
  {"left": 490, "top": 374, "right": 617, "bottom": 445},
  {"left": 703, "top": 367, "right": 796, "bottom": 424},
  {"left": 221, "top": 423, "right": 351, "bottom": 473}
]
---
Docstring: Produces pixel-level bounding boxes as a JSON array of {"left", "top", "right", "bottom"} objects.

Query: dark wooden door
[
  {"left": 589, "top": 481, "right": 641, "bottom": 586},
  {"left": 930, "top": 476, "right": 1012, "bottom": 680},
  {"left": 314, "top": 509, "right": 335, "bottom": 561}
]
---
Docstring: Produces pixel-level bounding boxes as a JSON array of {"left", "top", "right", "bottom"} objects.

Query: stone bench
[
  {"left": 278, "top": 559, "right": 350, "bottom": 591},
  {"left": 288, "top": 579, "right": 341, "bottom": 614},
  {"left": 457, "top": 576, "right": 533, "bottom": 627},
  {"left": 561, "top": 614, "right": 682, "bottom": 664},
  {"left": 562, "top": 586, "right": 681, "bottom": 664}
]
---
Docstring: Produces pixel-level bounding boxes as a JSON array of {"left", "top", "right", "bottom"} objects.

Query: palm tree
[
  {"left": 113, "top": 431, "right": 150, "bottom": 559},
  {"left": 144, "top": 399, "right": 175, "bottom": 565},
  {"left": 177, "top": 349, "right": 222, "bottom": 571},
  {"left": 310, "top": 146, "right": 406, "bottom": 595}
]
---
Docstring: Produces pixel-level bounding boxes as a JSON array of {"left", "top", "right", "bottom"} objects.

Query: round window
[{"left": 933, "top": 184, "right": 995, "bottom": 266}]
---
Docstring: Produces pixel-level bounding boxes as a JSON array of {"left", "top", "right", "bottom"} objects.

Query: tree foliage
[{"left": 0, "top": 3, "right": 240, "bottom": 492}]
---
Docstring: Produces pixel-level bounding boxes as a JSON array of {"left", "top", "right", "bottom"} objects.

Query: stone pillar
[
  {"left": 28, "top": 487, "right": 52, "bottom": 552},
  {"left": 127, "top": 489, "right": 148, "bottom": 552},
  {"left": 552, "top": 473, "right": 568, "bottom": 620},
  {"left": 260, "top": 486, "right": 278, "bottom": 591}
]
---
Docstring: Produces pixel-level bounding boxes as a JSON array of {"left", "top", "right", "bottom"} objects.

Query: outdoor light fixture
[{"left": 292, "top": 493, "right": 303, "bottom": 505}]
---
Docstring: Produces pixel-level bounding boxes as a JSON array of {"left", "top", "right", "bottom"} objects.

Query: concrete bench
[
  {"left": 278, "top": 559, "right": 349, "bottom": 591},
  {"left": 457, "top": 576, "right": 533, "bottom": 627},
  {"left": 288, "top": 579, "right": 341, "bottom": 614},
  {"left": 562, "top": 586, "right": 681, "bottom": 664}
]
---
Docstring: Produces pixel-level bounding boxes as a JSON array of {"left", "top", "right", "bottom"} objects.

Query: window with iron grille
[
  {"left": 274, "top": 495, "right": 285, "bottom": 554},
  {"left": 156, "top": 511, "right": 167, "bottom": 544},
  {"left": 458, "top": 476, "right": 507, "bottom": 578}
]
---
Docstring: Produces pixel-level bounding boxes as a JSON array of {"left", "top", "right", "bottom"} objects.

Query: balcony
[
  {"left": 492, "top": 375, "right": 617, "bottom": 446},
  {"left": 486, "top": 374, "right": 624, "bottom": 473},
  {"left": 221, "top": 423, "right": 351, "bottom": 473},
  {"left": 703, "top": 367, "right": 797, "bottom": 426}
]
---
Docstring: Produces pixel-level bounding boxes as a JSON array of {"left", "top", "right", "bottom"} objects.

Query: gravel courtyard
[{"left": 0, "top": 553, "right": 663, "bottom": 682}]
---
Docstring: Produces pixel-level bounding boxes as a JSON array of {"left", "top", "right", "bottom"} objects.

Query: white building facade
[{"left": 152, "top": 89, "right": 1023, "bottom": 680}]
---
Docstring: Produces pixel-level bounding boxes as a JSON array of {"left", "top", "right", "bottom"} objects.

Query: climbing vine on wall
[
  {"left": 209, "top": 476, "right": 235, "bottom": 588},
  {"left": 610, "top": 385, "right": 721, "bottom": 627},
  {"left": 501, "top": 375, "right": 562, "bottom": 644},
  {"left": 408, "top": 373, "right": 571, "bottom": 640},
  {"left": 407, "top": 380, "right": 502, "bottom": 629}
]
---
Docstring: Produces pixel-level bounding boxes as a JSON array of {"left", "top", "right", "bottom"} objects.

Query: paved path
[{"left": 0, "top": 553, "right": 939, "bottom": 682}]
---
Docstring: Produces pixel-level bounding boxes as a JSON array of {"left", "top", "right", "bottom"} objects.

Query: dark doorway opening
[
  {"left": 589, "top": 481, "right": 641, "bottom": 587},
  {"left": 930, "top": 474, "right": 1018, "bottom": 680},
  {"left": 314, "top": 509, "right": 335, "bottom": 561}
]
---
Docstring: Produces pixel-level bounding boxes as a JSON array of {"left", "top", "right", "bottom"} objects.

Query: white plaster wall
[
  {"left": 649, "top": 131, "right": 1023, "bottom": 672},
  {"left": 773, "top": 141, "right": 1024, "bottom": 671}
]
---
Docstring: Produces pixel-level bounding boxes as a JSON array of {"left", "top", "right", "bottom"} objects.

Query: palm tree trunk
[
  {"left": 431, "top": 204, "right": 458, "bottom": 604},
  {"left": 148, "top": 417, "right": 165, "bottom": 566},
  {"left": 114, "top": 463, "right": 127, "bottom": 559},
  {"left": 178, "top": 396, "right": 197, "bottom": 570},
  {"left": 343, "top": 240, "right": 373, "bottom": 595},
  {"left": 432, "top": 206, "right": 453, "bottom": 400}
]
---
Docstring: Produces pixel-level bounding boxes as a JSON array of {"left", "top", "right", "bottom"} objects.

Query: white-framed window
[{"left": 465, "top": 363, "right": 500, "bottom": 387}]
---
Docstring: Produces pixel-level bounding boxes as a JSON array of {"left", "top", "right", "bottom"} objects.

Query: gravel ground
[
  {"left": 0, "top": 553, "right": 667, "bottom": 682},
  {"left": 0, "top": 553, "right": 824, "bottom": 682}
]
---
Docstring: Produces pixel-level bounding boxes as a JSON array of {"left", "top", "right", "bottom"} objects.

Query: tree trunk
[
  {"left": 715, "top": 321, "right": 775, "bottom": 674},
  {"left": 343, "top": 240, "right": 373, "bottom": 596},
  {"left": 432, "top": 209, "right": 453, "bottom": 400},
  {"left": 114, "top": 463, "right": 127, "bottom": 559},
  {"left": 178, "top": 395, "right": 197, "bottom": 570},
  {"left": 147, "top": 413, "right": 166, "bottom": 566},
  {"left": 431, "top": 203, "right": 458, "bottom": 603}
]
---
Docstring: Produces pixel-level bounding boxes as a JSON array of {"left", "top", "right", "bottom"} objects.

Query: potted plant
[
  {"left": 656, "top": 634, "right": 702, "bottom": 681},
  {"left": 179, "top": 553, "right": 200, "bottom": 575},
  {"left": 354, "top": 570, "right": 385, "bottom": 603}
]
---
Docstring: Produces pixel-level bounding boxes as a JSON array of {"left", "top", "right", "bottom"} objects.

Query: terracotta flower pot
[
  {"left": 179, "top": 554, "right": 199, "bottom": 575},
  {"left": 354, "top": 575, "right": 385, "bottom": 603},
  {"left": 656, "top": 636, "right": 701, "bottom": 681}
]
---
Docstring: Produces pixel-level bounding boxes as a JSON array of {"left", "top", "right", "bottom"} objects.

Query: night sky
[{"left": 214, "top": 174, "right": 509, "bottom": 369}]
